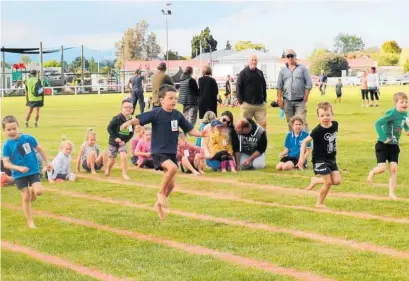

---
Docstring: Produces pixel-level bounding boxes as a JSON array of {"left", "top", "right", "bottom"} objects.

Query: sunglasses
[
  {"left": 221, "top": 118, "right": 231, "bottom": 124},
  {"left": 286, "top": 54, "right": 295, "bottom": 58}
]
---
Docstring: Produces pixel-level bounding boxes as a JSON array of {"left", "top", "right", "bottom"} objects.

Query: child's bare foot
[
  {"left": 91, "top": 170, "right": 97, "bottom": 175},
  {"left": 306, "top": 177, "right": 320, "bottom": 190},
  {"left": 231, "top": 168, "right": 237, "bottom": 173},
  {"left": 27, "top": 221, "right": 37, "bottom": 228},
  {"left": 122, "top": 174, "right": 131, "bottom": 180},
  {"left": 104, "top": 171, "right": 110, "bottom": 177},
  {"left": 193, "top": 171, "right": 200, "bottom": 176},
  {"left": 157, "top": 193, "right": 168, "bottom": 209},
  {"left": 315, "top": 203, "right": 328, "bottom": 209},
  {"left": 367, "top": 170, "right": 374, "bottom": 184},
  {"left": 154, "top": 201, "right": 166, "bottom": 220},
  {"left": 199, "top": 170, "right": 205, "bottom": 175},
  {"left": 389, "top": 193, "right": 398, "bottom": 200},
  {"left": 221, "top": 169, "right": 227, "bottom": 173}
]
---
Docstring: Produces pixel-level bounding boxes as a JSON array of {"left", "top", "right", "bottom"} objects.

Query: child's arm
[
  {"left": 297, "top": 136, "right": 312, "bottom": 169},
  {"left": 279, "top": 148, "right": 289, "bottom": 158},
  {"left": 375, "top": 110, "right": 393, "bottom": 143},
  {"left": 133, "top": 142, "right": 150, "bottom": 158},
  {"left": 2, "top": 157, "right": 28, "bottom": 173},
  {"left": 280, "top": 133, "right": 291, "bottom": 158},
  {"left": 35, "top": 144, "right": 51, "bottom": 170},
  {"left": 76, "top": 144, "right": 86, "bottom": 172}
]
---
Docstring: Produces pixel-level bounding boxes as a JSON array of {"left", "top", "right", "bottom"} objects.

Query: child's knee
[
  {"left": 332, "top": 178, "right": 342, "bottom": 185},
  {"left": 68, "top": 173, "right": 77, "bottom": 181},
  {"left": 21, "top": 190, "right": 31, "bottom": 202},
  {"left": 88, "top": 150, "right": 97, "bottom": 158},
  {"left": 390, "top": 165, "right": 398, "bottom": 175},
  {"left": 275, "top": 163, "right": 282, "bottom": 171}
]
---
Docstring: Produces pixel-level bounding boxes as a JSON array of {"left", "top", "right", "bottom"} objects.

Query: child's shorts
[
  {"left": 82, "top": 159, "right": 103, "bottom": 172},
  {"left": 312, "top": 160, "right": 338, "bottom": 175},
  {"left": 152, "top": 153, "right": 178, "bottom": 171},
  {"left": 336, "top": 93, "right": 342, "bottom": 97},
  {"left": 108, "top": 144, "right": 127, "bottom": 158},
  {"left": 14, "top": 173, "right": 41, "bottom": 190},
  {"left": 375, "top": 141, "right": 400, "bottom": 164},
  {"left": 280, "top": 156, "right": 299, "bottom": 166}
]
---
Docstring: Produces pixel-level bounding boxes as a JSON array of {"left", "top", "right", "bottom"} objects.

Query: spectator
[
  {"left": 151, "top": 62, "right": 173, "bottom": 108},
  {"left": 25, "top": 70, "right": 44, "bottom": 128},
  {"left": 319, "top": 70, "right": 328, "bottom": 96},
  {"left": 235, "top": 118, "right": 267, "bottom": 170},
  {"left": 198, "top": 66, "right": 219, "bottom": 119},
  {"left": 236, "top": 55, "right": 267, "bottom": 128},
  {"left": 178, "top": 66, "right": 200, "bottom": 126},
  {"left": 277, "top": 49, "right": 313, "bottom": 131},
  {"left": 128, "top": 70, "right": 145, "bottom": 114},
  {"left": 368, "top": 66, "right": 380, "bottom": 107}
]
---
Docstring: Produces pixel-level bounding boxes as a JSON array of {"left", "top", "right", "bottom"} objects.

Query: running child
[
  {"left": 367, "top": 92, "right": 409, "bottom": 199},
  {"left": 120, "top": 84, "right": 204, "bottom": 220},
  {"left": 177, "top": 132, "right": 205, "bottom": 175},
  {"left": 2, "top": 115, "right": 50, "bottom": 228},
  {"left": 47, "top": 137, "right": 77, "bottom": 183},
  {"left": 77, "top": 128, "right": 107, "bottom": 174},
  {"left": 276, "top": 116, "right": 311, "bottom": 171},
  {"left": 335, "top": 78, "right": 343, "bottom": 103},
  {"left": 298, "top": 102, "right": 342, "bottom": 208},
  {"left": 133, "top": 126, "right": 154, "bottom": 169},
  {"left": 105, "top": 99, "right": 135, "bottom": 179}
]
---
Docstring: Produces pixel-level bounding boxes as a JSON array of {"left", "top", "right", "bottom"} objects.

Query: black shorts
[
  {"left": 14, "top": 173, "right": 41, "bottom": 190},
  {"left": 312, "top": 160, "right": 338, "bottom": 175},
  {"left": 280, "top": 156, "right": 298, "bottom": 166},
  {"left": 375, "top": 141, "right": 400, "bottom": 164},
  {"left": 151, "top": 153, "right": 178, "bottom": 171},
  {"left": 82, "top": 159, "right": 103, "bottom": 172},
  {"left": 26, "top": 100, "right": 44, "bottom": 108},
  {"left": 336, "top": 93, "right": 342, "bottom": 97}
]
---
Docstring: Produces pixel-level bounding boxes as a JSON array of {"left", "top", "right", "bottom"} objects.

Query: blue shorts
[{"left": 206, "top": 159, "right": 221, "bottom": 171}]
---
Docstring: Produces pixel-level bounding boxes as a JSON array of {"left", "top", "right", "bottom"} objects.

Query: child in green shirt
[{"left": 367, "top": 92, "right": 409, "bottom": 200}]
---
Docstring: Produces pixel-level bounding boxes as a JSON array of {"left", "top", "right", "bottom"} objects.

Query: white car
[{"left": 346, "top": 76, "right": 361, "bottom": 86}]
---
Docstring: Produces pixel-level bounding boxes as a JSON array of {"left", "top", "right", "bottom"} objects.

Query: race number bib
[
  {"left": 128, "top": 125, "right": 133, "bottom": 132},
  {"left": 22, "top": 143, "right": 32, "bottom": 154},
  {"left": 171, "top": 120, "right": 178, "bottom": 132},
  {"left": 222, "top": 139, "right": 227, "bottom": 146},
  {"left": 184, "top": 150, "right": 190, "bottom": 157}
]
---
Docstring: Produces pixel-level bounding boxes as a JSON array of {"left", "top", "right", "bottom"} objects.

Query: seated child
[
  {"left": 209, "top": 120, "right": 236, "bottom": 173},
  {"left": 196, "top": 111, "right": 217, "bottom": 147},
  {"left": 77, "top": 128, "right": 107, "bottom": 174},
  {"left": 47, "top": 137, "right": 77, "bottom": 183},
  {"left": 134, "top": 126, "right": 154, "bottom": 169},
  {"left": 177, "top": 133, "right": 205, "bottom": 175},
  {"left": 276, "top": 116, "right": 311, "bottom": 171},
  {"left": 130, "top": 125, "right": 144, "bottom": 166}
]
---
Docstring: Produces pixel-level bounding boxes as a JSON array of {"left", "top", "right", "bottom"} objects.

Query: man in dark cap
[
  {"left": 151, "top": 62, "right": 174, "bottom": 108},
  {"left": 128, "top": 69, "right": 145, "bottom": 114},
  {"left": 25, "top": 69, "right": 44, "bottom": 128}
]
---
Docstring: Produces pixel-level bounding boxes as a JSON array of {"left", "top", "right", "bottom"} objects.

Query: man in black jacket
[
  {"left": 236, "top": 55, "right": 267, "bottom": 129},
  {"left": 177, "top": 66, "right": 199, "bottom": 126},
  {"left": 235, "top": 118, "right": 267, "bottom": 170}
]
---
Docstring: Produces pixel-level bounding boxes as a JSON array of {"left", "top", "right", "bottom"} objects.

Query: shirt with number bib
[
  {"left": 310, "top": 121, "right": 338, "bottom": 162},
  {"left": 137, "top": 107, "right": 193, "bottom": 154},
  {"left": 375, "top": 108, "right": 409, "bottom": 145},
  {"left": 2, "top": 134, "right": 40, "bottom": 179}
]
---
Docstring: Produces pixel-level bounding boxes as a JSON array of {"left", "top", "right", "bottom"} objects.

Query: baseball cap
[
  {"left": 29, "top": 69, "right": 37, "bottom": 76},
  {"left": 158, "top": 62, "right": 167, "bottom": 71},
  {"left": 211, "top": 120, "right": 224, "bottom": 127},
  {"left": 285, "top": 49, "right": 296, "bottom": 57}
]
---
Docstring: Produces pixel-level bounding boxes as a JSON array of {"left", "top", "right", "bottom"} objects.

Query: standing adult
[
  {"left": 360, "top": 70, "right": 369, "bottom": 107},
  {"left": 128, "top": 70, "right": 145, "bottom": 114},
  {"left": 198, "top": 66, "right": 219, "bottom": 119},
  {"left": 25, "top": 70, "right": 44, "bottom": 128},
  {"left": 367, "top": 66, "right": 380, "bottom": 107},
  {"left": 151, "top": 62, "right": 173, "bottom": 108},
  {"left": 235, "top": 118, "right": 267, "bottom": 170},
  {"left": 236, "top": 55, "right": 267, "bottom": 129},
  {"left": 318, "top": 70, "right": 328, "bottom": 96},
  {"left": 277, "top": 49, "right": 313, "bottom": 131},
  {"left": 178, "top": 66, "right": 199, "bottom": 126}
]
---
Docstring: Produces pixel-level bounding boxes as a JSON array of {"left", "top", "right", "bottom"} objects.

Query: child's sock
[
  {"left": 221, "top": 161, "right": 227, "bottom": 170},
  {"left": 228, "top": 160, "right": 235, "bottom": 169}
]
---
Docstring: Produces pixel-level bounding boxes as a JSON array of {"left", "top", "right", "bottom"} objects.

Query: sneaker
[{"left": 34, "top": 123, "right": 38, "bottom": 128}]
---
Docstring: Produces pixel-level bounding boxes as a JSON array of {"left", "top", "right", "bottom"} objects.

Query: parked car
[
  {"left": 345, "top": 75, "right": 361, "bottom": 86},
  {"left": 396, "top": 72, "right": 409, "bottom": 85}
]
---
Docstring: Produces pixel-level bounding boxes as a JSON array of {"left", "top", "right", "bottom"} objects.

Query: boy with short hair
[
  {"left": 105, "top": 99, "right": 135, "bottom": 179},
  {"left": 2, "top": 115, "right": 51, "bottom": 228},
  {"left": 298, "top": 102, "right": 342, "bottom": 208},
  {"left": 367, "top": 92, "right": 409, "bottom": 200},
  {"left": 121, "top": 84, "right": 204, "bottom": 220},
  {"left": 335, "top": 78, "right": 343, "bottom": 103}
]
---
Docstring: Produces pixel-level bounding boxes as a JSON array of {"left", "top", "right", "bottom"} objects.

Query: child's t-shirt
[
  {"left": 375, "top": 108, "right": 409, "bottom": 145},
  {"left": 130, "top": 137, "right": 140, "bottom": 153},
  {"left": 196, "top": 122, "right": 207, "bottom": 147},
  {"left": 135, "top": 139, "right": 152, "bottom": 166},
  {"left": 137, "top": 108, "right": 193, "bottom": 154},
  {"left": 2, "top": 134, "right": 40, "bottom": 179},
  {"left": 284, "top": 131, "right": 311, "bottom": 159},
  {"left": 48, "top": 152, "right": 71, "bottom": 180},
  {"left": 310, "top": 121, "right": 338, "bottom": 162},
  {"left": 177, "top": 142, "right": 204, "bottom": 162},
  {"left": 80, "top": 143, "right": 101, "bottom": 162},
  {"left": 209, "top": 131, "right": 233, "bottom": 157},
  {"left": 107, "top": 113, "right": 134, "bottom": 146},
  {"left": 336, "top": 83, "right": 343, "bottom": 95}
]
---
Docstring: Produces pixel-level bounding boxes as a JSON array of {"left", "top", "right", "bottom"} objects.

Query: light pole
[{"left": 161, "top": 2, "right": 172, "bottom": 68}]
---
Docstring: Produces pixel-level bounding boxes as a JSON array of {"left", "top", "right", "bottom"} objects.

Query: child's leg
[
  {"left": 21, "top": 188, "right": 36, "bottom": 228},
  {"left": 182, "top": 156, "right": 199, "bottom": 175},
  {"left": 119, "top": 152, "right": 130, "bottom": 179},
  {"left": 388, "top": 162, "right": 398, "bottom": 200},
  {"left": 282, "top": 161, "right": 295, "bottom": 171},
  {"left": 34, "top": 107, "right": 40, "bottom": 125},
  {"left": 367, "top": 163, "right": 387, "bottom": 184},
  {"left": 194, "top": 154, "right": 205, "bottom": 174},
  {"left": 306, "top": 176, "right": 324, "bottom": 190},
  {"left": 275, "top": 162, "right": 284, "bottom": 171},
  {"left": 316, "top": 174, "right": 332, "bottom": 208},
  {"left": 25, "top": 107, "right": 34, "bottom": 124},
  {"left": 227, "top": 155, "right": 236, "bottom": 172},
  {"left": 95, "top": 151, "right": 106, "bottom": 167},
  {"left": 104, "top": 157, "right": 115, "bottom": 177},
  {"left": 330, "top": 171, "right": 342, "bottom": 186},
  {"left": 87, "top": 151, "right": 97, "bottom": 174},
  {"left": 158, "top": 160, "right": 178, "bottom": 207},
  {"left": 165, "top": 176, "right": 176, "bottom": 197}
]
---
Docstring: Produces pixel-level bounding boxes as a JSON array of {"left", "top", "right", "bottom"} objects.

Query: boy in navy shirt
[
  {"left": 2, "top": 115, "right": 50, "bottom": 228},
  {"left": 121, "top": 84, "right": 204, "bottom": 220},
  {"left": 276, "top": 116, "right": 311, "bottom": 171}
]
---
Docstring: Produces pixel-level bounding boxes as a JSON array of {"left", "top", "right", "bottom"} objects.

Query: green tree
[
  {"left": 100, "top": 66, "right": 110, "bottom": 74},
  {"left": 164, "top": 50, "right": 186, "bottom": 60},
  {"left": 234, "top": 41, "right": 266, "bottom": 52},
  {"left": 191, "top": 27, "right": 218, "bottom": 58},
  {"left": 333, "top": 33, "right": 365, "bottom": 54},
  {"left": 89, "top": 57, "right": 98, "bottom": 72},
  {"left": 403, "top": 59, "right": 409, "bottom": 73},
  {"left": 70, "top": 56, "right": 89, "bottom": 72},
  {"left": 376, "top": 53, "right": 400, "bottom": 66},
  {"left": 381, "top": 40, "right": 402, "bottom": 54},
  {"left": 310, "top": 53, "right": 348, "bottom": 77},
  {"left": 20, "top": 55, "right": 32, "bottom": 65},
  {"left": 44, "top": 59, "right": 61, "bottom": 67},
  {"left": 399, "top": 48, "right": 409, "bottom": 65},
  {"left": 145, "top": 32, "right": 161, "bottom": 60},
  {"left": 309, "top": 48, "right": 331, "bottom": 59}
]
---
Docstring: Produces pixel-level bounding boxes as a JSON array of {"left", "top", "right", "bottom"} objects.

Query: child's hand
[
  {"left": 17, "top": 166, "right": 29, "bottom": 173},
  {"left": 115, "top": 138, "right": 122, "bottom": 143},
  {"left": 297, "top": 159, "right": 305, "bottom": 170},
  {"left": 279, "top": 152, "right": 287, "bottom": 159},
  {"left": 383, "top": 138, "right": 392, "bottom": 144},
  {"left": 45, "top": 162, "right": 52, "bottom": 170},
  {"left": 243, "top": 159, "right": 252, "bottom": 167}
]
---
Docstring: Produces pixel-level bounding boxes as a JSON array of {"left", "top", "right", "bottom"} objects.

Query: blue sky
[{"left": 1, "top": 0, "right": 409, "bottom": 59}]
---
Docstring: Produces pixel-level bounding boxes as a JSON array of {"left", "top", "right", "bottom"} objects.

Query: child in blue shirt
[
  {"left": 276, "top": 116, "right": 311, "bottom": 171},
  {"left": 2, "top": 115, "right": 50, "bottom": 228},
  {"left": 121, "top": 84, "right": 204, "bottom": 220}
]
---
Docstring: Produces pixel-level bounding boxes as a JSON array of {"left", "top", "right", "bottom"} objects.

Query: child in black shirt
[
  {"left": 105, "top": 99, "right": 134, "bottom": 179},
  {"left": 298, "top": 102, "right": 342, "bottom": 208},
  {"left": 121, "top": 85, "right": 204, "bottom": 220}
]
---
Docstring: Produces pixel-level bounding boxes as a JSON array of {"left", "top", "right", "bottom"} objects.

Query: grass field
[{"left": 2, "top": 85, "right": 409, "bottom": 281}]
